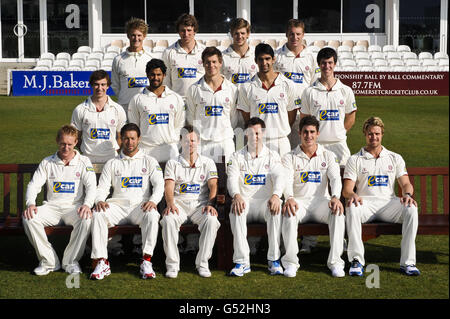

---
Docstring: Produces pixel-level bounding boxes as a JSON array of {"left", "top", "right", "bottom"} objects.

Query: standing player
[
  {"left": 160, "top": 125, "right": 220, "bottom": 278},
  {"left": 186, "top": 47, "right": 238, "bottom": 164},
  {"left": 128, "top": 59, "right": 186, "bottom": 162},
  {"left": 299, "top": 47, "right": 357, "bottom": 253},
  {"left": 71, "top": 70, "right": 127, "bottom": 165},
  {"left": 238, "top": 43, "right": 298, "bottom": 157},
  {"left": 162, "top": 13, "right": 205, "bottom": 100},
  {"left": 227, "top": 118, "right": 285, "bottom": 276},
  {"left": 274, "top": 19, "right": 319, "bottom": 148},
  {"left": 343, "top": 117, "right": 420, "bottom": 276},
  {"left": 111, "top": 18, "right": 153, "bottom": 114},
  {"left": 281, "top": 115, "right": 345, "bottom": 278},
  {"left": 22, "top": 125, "right": 96, "bottom": 275},
  {"left": 89, "top": 123, "right": 164, "bottom": 280}
]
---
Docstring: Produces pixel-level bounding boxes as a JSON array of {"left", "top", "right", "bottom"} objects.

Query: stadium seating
[
  {"left": 327, "top": 40, "right": 340, "bottom": 49},
  {"left": 368, "top": 44, "right": 382, "bottom": 54},
  {"left": 77, "top": 46, "right": 91, "bottom": 54},
  {"left": 356, "top": 40, "right": 369, "bottom": 49},
  {"left": 313, "top": 40, "right": 326, "bottom": 48},
  {"left": 342, "top": 40, "right": 354, "bottom": 48},
  {"left": 352, "top": 45, "right": 367, "bottom": 54}
]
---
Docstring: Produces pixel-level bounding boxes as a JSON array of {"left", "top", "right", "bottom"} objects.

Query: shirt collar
[
  {"left": 225, "top": 45, "right": 254, "bottom": 58},
  {"left": 199, "top": 75, "right": 228, "bottom": 93},
  {"left": 178, "top": 153, "right": 203, "bottom": 168},
  {"left": 314, "top": 78, "right": 343, "bottom": 91},
  {"left": 175, "top": 40, "right": 203, "bottom": 54},
  {"left": 294, "top": 144, "right": 324, "bottom": 159},
  {"left": 254, "top": 72, "right": 282, "bottom": 89},
  {"left": 244, "top": 144, "right": 270, "bottom": 160},
  {"left": 359, "top": 146, "right": 388, "bottom": 159},
  {"left": 119, "top": 149, "right": 145, "bottom": 160},
  {"left": 125, "top": 48, "right": 146, "bottom": 57},
  {"left": 52, "top": 150, "right": 80, "bottom": 165},
  {"left": 86, "top": 96, "right": 113, "bottom": 111}
]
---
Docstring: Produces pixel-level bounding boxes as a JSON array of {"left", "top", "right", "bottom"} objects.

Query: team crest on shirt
[
  {"left": 340, "top": 100, "right": 344, "bottom": 105},
  {"left": 111, "top": 119, "right": 115, "bottom": 125},
  {"left": 280, "top": 93, "right": 284, "bottom": 98},
  {"left": 367, "top": 175, "right": 389, "bottom": 187},
  {"left": 53, "top": 182, "right": 75, "bottom": 193},
  {"left": 200, "top": 174, "right": 205, "bottom": 180},
  {"left": 321, "top": 162, "right": 327, "bottom": 167},
  {"left": 75, "top": 172, "right": 81, "bottom": 178},
  {"left": 142, "top": 168, "right": 147, "bottom": 173}
]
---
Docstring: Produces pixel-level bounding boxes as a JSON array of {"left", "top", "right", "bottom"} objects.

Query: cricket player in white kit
[
  {"left": 186, "top": 47, "right": 238, "bottom": 164},
  {"left": 22, "top": 125, "right": 96, "bottom": 275},
  {"left": 227, "top": 118, "right": 285, "bottom": 276},
  {"left": 128, "top": 58, "right": 186, "bottom": 162},
  {"left": 90, "top": 123, "right": 164, "bottom": 280},
  {"left": 162, "top": 14, "right": 205, "bottom": 100},
  {"left": 238, "top": 43, "right": 299, "bottom": 157},
  {"left": 71, "top": 70, "right": 127, "bottom": 164},
  {"left": 111, "top": 18, "right": 153, "bottom": 114},
  {"left": 281, "top": 115, "right": 346, "bottom": 278},
  {"left": 343, "top": 117, "right": 420, "bottom": 276},
  {"left": 160, "top": 125, "right": 220, "bottom": 278},
  {"left": 274, "top": 19, "right": 319, "bottom": 148}
]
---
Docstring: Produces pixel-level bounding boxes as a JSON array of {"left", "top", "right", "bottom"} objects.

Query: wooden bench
[{"left": 0, "top": 161, "right": 229, "bottom": 270}]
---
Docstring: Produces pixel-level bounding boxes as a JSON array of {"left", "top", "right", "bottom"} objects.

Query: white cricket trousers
[
  {"left": 160, "top": 199, "right": 220, "bottom": 271},
  {"left": 320, "top": 140, "right": 351, "bottom": 168},
  {"left": 229, "top": 197, "right": 282, "bottom": 265},
  {"left": 90, "top": 202, "right": 160, "bottom": 259},
  {"left": 346, "top": 197, "right": 418, "bottom": 266},
  {"left": 22, "top": 203, "right": 91, "bottom": 270},
  {"left": 201, "top": 138, "right": 235, "bottom": 164},
  {"left": 281, "top": 198, "right": 345, "bottom": 270},
  {"left": 143, "top": 143, "right": 179, "bottom": 163}
]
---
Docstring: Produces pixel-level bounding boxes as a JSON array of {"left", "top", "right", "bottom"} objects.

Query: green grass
[{"left": 0, "top": 95, "right": 448, "bottom": 300}]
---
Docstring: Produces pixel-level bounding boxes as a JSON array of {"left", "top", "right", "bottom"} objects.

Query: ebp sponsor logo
[
  {"left": 300, "top": 171, "right": 321, "bottom": 183},
  {"left": 148, "top": 113, "right": 169, "bottom": 125},
  {"left": 244, "top": 174, "right": 266, "bottom": 185},
  {"left": 367, "top": 175, "right": 389, "bottom": 187},
  {"left": 177, "top": 68, "right": 197, "bottom": 78},
  {"left": 53, "top": 182, "right": 75, "bottom": 193},
  {"left": 89, "top": 128, "right": 110, "bottom": 140},
  {"left": 127, "top": 77, "right": 148, "bottom": 88},
  {"left": 121, "top": 177, "right": 143, "bottom": 188},
  {"left": 179, "top": 183, "right": 201, "bottom": 194},
  {"left": 231, "top": 73, "right": 250, "bottom": 84},
  {"left": 284, "top": 72, "right": 304, "bottom": 83},
  {"left": 258, "top": 103, "right": 278, "bottom": 114},
  {"left": 205, "top": 106, "right": 224, "bottom": 116},
  {"left": 319, "top": 109, "right": 340, "bottom": 121}
]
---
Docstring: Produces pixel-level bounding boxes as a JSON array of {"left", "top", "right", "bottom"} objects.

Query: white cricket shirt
[
  {"left": 226, "top": 145, "right": 285, "bottom": 200},
  {"left": 300, "top": 78, "right": 357, "bottom": 143},
  {"left": 164, "top": 154, "right": 218, "bottom": 203},
  {"left": 162, "top": 40, "right": 205, "bottom": 98},
  {"left": 111, "top": 48, "right": 153, "bottom": 106},
  {"left": 237, "top": 73, "right": 298, "bottom": 139},
  {"left": 282, "top": 144, "right": 341, "bottom": 199},
  {"left": 128, "top": 86, "right": 185, "bottom": 148},
  {"left": 71, "top": 96, "right": 127, "bottom": 160},
  {"left": 343, "top": 146, "right": 408, "bottom": 199},
  {"left": 25, "top": 150, "right": 96, "bottom": 208},
  {"left": 186, "top": 76, "right": 238, "bottom": 142},
  {"left": 221, "top": 45, "right": 258, "bottom": 87},
  {"left": 95, "top": 149, "right": 164, "bottom": 208}
]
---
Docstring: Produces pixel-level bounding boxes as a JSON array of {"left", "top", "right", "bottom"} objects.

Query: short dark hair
[
  {"left": 299, "top": 115, "right": 320, "bottom": 132},
  {"left": 89, "top": 69, "right": 111, "bottom": 87},
  {"left": 146, "top": 59, "right": 167, "bottom": 75},
  {"left": 286, "top": 19, "right": 305, "bottom": 34},
  {"left": 120, "top": 123, "right": 141, "bottom": 138},
  {"left": 317, "top": 47, "right": 338, "bottom": 64},
  {"left": 245, "top": 117, "right": 266, "bottom": 129},
  {"left": 180, "top": 124, "right": 200, "bottom": 139},
  {"left": 230, "top": 18, "right": 250, "bottom": 34},
  {"left": 255, "top": 43, "right": 274, "bottom": 59},
  {"left": 201, "top": 46, "right": 223, "bottom": 63},
  {"left": 175, "top": 13, "right": 199, "bottom": 33}
]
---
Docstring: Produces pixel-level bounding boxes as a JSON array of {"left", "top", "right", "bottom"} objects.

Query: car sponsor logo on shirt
[
  {"left": 231, "top": 73, "right": 250, "bottom": 84},
  {"left": 90, "top": 128, "right": 111, "bottom": 140},
  {"left": 121, "top": 177, "right": 143, "bottom": 188},
  {"left": 179, "top": 183, "right": 201, "bottom": 194},
  {"left": 300, "top": 171, "right": 321, "bottom": 183},
  {"left": 258, "top": 103, "right": 278, "bottom": 114},
  {"left": 53, "top": 181, "right": 75, "bottom": 193},
  {"left": 127, "top": 77, "right": 148, "bottom": 88},
  {"left": 205, "top": 105, "right": 224, "bottom": 116},
  {"left": 367, "top": 175, "right": 389, "bottom": 187},
  {"left": 284, "top": 72, "right": 304, "bottom": 83},
  {"left": 148, "top": 113, "right": 169, "bottom": 125},
  {"left": 244, "top": 174, "right": 266, "bottom": 185},
  {"left": 319, "top": 109, "right": 340, "bottom": 121},
  {"left": 177, "top": 68, "right": 197, "bottom": 78}
]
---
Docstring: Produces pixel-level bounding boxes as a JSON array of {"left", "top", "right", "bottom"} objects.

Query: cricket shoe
[
  {"left": 140, "top": 259, "right": 156, "bottom": 279},
  {"left": 283, "top": 265, "right": 298, "bottom": 278},
  {"left": 268, "top": 260, "right": 284, "bottom": 275},
  {"left": 229, "top": 263, "right": 251, "bottom": 277},
  {"left": 165, "top": 269, "right": 178, "bottom": 279},
  {"left": 330, "top": 266, "right": 345, "bottom": 278},
  {"left": 34, "top": 263, "right": 61, "bottom": 276},
  {"left": 65, "top": 263, "right": 82, "bottom": 274},
  {"left": 90, "top": 259, "right": 111, "bottom": 280},
  {"left": 400, "top": 264, "right": 421, "bottom": 276},
  {"left": 197, "top": 267, "right": 211, "bottom": 278},
  {"left": 349, "top": 259, "right": 364, "bottom": 276}
]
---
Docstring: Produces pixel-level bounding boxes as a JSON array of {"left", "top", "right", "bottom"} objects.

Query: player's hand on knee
[
  {"left": 202, "top": 205, "right": 218, "bottom": 216},
  {"left": 400, "top": 194, "right": 417, "bottom": 207},
  {"left": 282, "top": 197, "right": 298, "bottom": 217},
  {"left": 23, "top": 205, "right": 38, "bottom": 220},
  {"left": 164, "top": 203, "right": 179, "bottom": 215},
  {"left": 142, "top": 201, "right": 157, "bottom": 212},
  {"left": 347, "top": 193, "right": 363, "bottom": 207},
  {"left": 77, "top": 205, "right": 92, "bottom": 219},
  {"left": 329, "top": 197, "right": 344, "bottom": 215},
  {"left": 94, "top": 201, "right": 109, "bottom": 212},
  {"left": 268, "top": 194, "right": 281, "bottom": 215},
  {"left": 232, "top": 194, "right": 245, "bottom": 215}
]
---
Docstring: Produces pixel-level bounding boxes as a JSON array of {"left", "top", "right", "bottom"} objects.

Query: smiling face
[
  {"left": 127, "top": 28, "right": 145, "bottom": 52},
  {"left": 121, "top": 129, "right": 140, "bottom": 156},
  {"left": 57, "top": 134, "right": 77, "bottom": 161},
  {"left": 319, "top": 56, "right": 336, "bottom": 78},
  {"left": 286, "top": 26, "right": 304, "bottom": 50},
  {"left": 232, "top": 27, "right": 250, "bottom": 46},
  {"left": 300, "top": 124, "right": 319, "bottom": 148},
  {"left": 147, "top": 67, "right": 165, "bottom": 90},
  {"left": 365, "top": 125, "right": 384, "bottom": 149},
  {"left": 203, "top": 54, "right": 222, "bottom": 78},
  {"left": 91, "top": 77, "right": 109, "bottom": 99},
  {"left": 255, "top": 53, "right": 275, "bottom": 74},
  {"left": 181, "top": 131, "right": 199, "bottom": 156},
  {"left": 178, "top": 25, "right": 196, "bottom": 46}
]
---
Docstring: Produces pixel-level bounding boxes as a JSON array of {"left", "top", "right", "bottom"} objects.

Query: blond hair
[
  {"left": 56, "top": 125, "right": 78, "bottom": 142},
  {"left": 230, "top": 18, "right": 250, "bottom": 34},
  {"left": 126, "top": 17, "right": 148, "bottom": 37},
  {"left": 286, "top": 19, "right": 305, "bottom": 34},
  {"left": 363, "top": 117, "right": 385, "bottom": 134}
]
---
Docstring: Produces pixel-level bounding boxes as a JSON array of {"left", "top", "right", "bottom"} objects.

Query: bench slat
[
  {"left": 444, "top": 175, "right": 449, "bottom": 214},
  {"left": 420, "top": 175, "right": 427, "bottom": 214},
  {"left": 431, "top": 175, "right": 438, "bottom": 213},
  {"left": 2, "top": 173, "right": 10, "bottom": 220}
]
